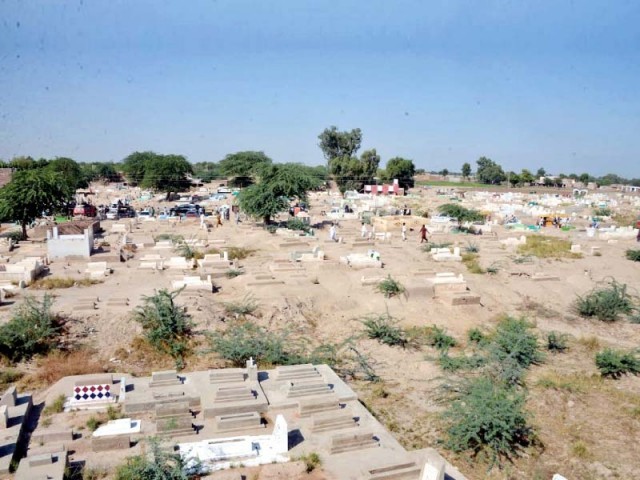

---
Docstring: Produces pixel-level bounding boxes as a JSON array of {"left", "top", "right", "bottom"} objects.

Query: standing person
[
  {"left": 199, "top": 212, "right": 206, "bottom": 230},
  {"left": 637, "top": 228, "right": 640, "bottom": 242},
  {"left": 361, "top": 222, "right": 367, "bottom": 238},
  {"left": 401, "top": 222, "right": 407, "bottom": 241},
  {"left": 329, "top": 223, "right": 337, "bottom": 242},
  {"left": 216, "top": 212, "right": 222, "bottom": 227},
  {"left": 419, "top": 224, "right": 429, "bottom": 243}
]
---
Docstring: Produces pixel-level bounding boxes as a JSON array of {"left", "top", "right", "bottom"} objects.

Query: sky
[{"left": 0, "top": 0, "right": 639, "bottom": 177}]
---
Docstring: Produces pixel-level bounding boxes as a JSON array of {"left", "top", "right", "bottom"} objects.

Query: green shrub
[
  {"left": 298, "top": 452, "right": 321, "bottom": 473},
  {"left": 174, "top": 241, "right": 202, "bottom": 261},
  {"left": 626, "top": 249, "right": 640, "bottom": 262},
  {"left": 209, "top": 323, "right": 337, "bottom": 368},
  {"left": 0, "top": 294, "right": 61, "bottom": 362},
  {"left": 467, "top": 328, "right": 486, "bottom": 345},
  {"left": 361, "top": 312, "right": 407, "bottom": 348},
  {"left": 444, "top": 377, "right": 533, "bottom": 461},
  {"left": 114, "top": 438, "right": 188, "bottom": 480},
  {"left": 286, "top": 218, "right": 311, "bottom": 233},
  {"left": 573, "top": 281, "right": 634, "bottom": 322},
  {"left": 376, "top": 276, "right": 405, "bottom": 298},
  {"left": 154, "top": 233, "right": 184, "bottom": 243},
  {"left": 42, "top": 394, "right": 66, "bottom": 415},
  {"left": 593, "top": 207, "right": 612, "bottom": 217},
  {"left": 133, "top": 289, "right": 193, "bottom": 369},
  {"left": 0, "top": 368, "right": 23, "bottom": 387},
  {"left": 438, "top": 352, "right": 486, "bottom": 372},
  {"left": 595, "top": 348, "right": 640, "bottom": 379},
  {"left": 462, "top": 253, "right": 484, "bottom": 274},
  {"left": 465, "top": 241, "right": 480, "bottom": 253},
  {"left": 490, "top": 316, "right": 543, "bottom": 370},
  {"left": 422, "top": 242, "right": 451, "bottom": 253},
  {"left": 547, "top": 331, "right": 569, "bottom": 352},
  {"left": 426, "top": 325, "right": 457, "bottom": 351},
  {"left": 517, "top": 235, "right": 581, "bottom": 259},
  {"left": 223, "top": 294, "right": 259, "bottom": 317},
  {"left": 86, "top": 416, "right": 102, "bottom": 432},
  {"left": 225, "top": 268, "right": 244, "bottom": 278}
]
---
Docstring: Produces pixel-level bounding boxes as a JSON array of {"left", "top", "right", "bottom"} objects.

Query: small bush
[
  {"left": 42, "top": 394, "right": 66, "bottom": 415},
  {"left": 31, "top": 277, "right": 75, "bottom": 290},
  {"left": 438, "top": 352, "right": 485, "bottom": 372},
  {"left": 444, "top": 377, "right": 533, "bottom": 461},
  {"left": 209, "top": 323, "right": 337, "bottom": 368},
  {"left": 426, "top": 325, "right": 457, "bottom": 351},
  {"left": 114, "top": 438, "right": 189, "bottom": 480},
  {"left": 361, "top": 312, "right": 407, "bottom": 347},
  {"left": 299, "top": 452, "right": 321, "bottom": 473},
  {"left": 573, "top": 281, "right": 634, "bottom": 322},
  {"left": 24, "top": 350, "right": 105, "bottom": 388},
  {"left": 86, "top": 416, "right": 102, "bottom": 432},
  {"left": 465, "top": 242, "right": 480, "bottom": 253},
  {"left": 491, "top": 316, "right": 543, "bottom": 370},
  {"left": 462, "top": 253, "right": 484, "bottom": 274},
  {"left": 225, "top": 268, "right": 244, "bottom": 278},
  {"left": 0, "top": 294, "right": 61, "bottom": 362},
  {"left": 547, "top": 331, "right": 569, "bottom": 352},
  {"left": 595, "top": 348, "right": 640, "bottom": 379},
  {"left": 626, "top": 249, "right": 640, "bottom": 262},
  {"left": 174, "top": 242, "right": 202, "bottom": 260},
  {"left": 134, "top": 289, "right": 193, "bottom": 369},
  {"left": 593, "top": 207, "right": 611, "bottom": 217},
  {"left": 154, "top": 233, "right": 184, "bottom": 243},
  {"left": 422, "top": 242, "right": 451, "bottom": 253},
  {"left": 467, "top": 328, "right": 486, "bottom": 345},
  {"left": 0, "top": 368, "right": 23, "bottom": 387},
  {"left": 286, "top": 218, "right": 311, "bottom": 233},
  {"left": 223, "top": 294, "right": 259, "bottom": 317},
  {"left": 376, "top": 275, "right": 405, "bottom": 298}
]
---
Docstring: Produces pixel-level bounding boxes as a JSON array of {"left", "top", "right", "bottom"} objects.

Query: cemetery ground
[{"left": 0, "top": 186, "right": 639, "bottom": 479}]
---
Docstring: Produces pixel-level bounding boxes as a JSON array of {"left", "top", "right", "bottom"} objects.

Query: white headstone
[{"left": 272, "top": 414, "right": 288, "bottom": 454}]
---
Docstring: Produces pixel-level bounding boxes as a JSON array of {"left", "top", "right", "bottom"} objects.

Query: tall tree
[
  {"left": 0, "top": 169, "right": 71, "bottom": 238},
  {"left": 461, "top": 162, "right": 471, "bottom": 180},
  {"left": 317, "top": 126, "right": 363, "bottom": 163},
  {"left": 141, "top": 154, "right": 193, "bottom": 193},
  {"left": 218, "top": 151, "right": 272, "bottom": 187},
  {"left": 46, "top": 157, "right": 87, "bottom": 190},
  {"left": 329, "top": 149, "right": 380, "bottom": 193},
  {"left": 520, "top": 169, "right": 534, "bottom": 185},
  {"left": 239, "top": 163, "right": 320, "bottom": 224},
  {"left": 383, "top": 157, "right": 415, "bottom": 190},
  {"left": 476, "top": 157, "right": 506, "bottom": 185},
  {"left": 536, "top": 167, "right": 546, "bottom": 177},
  {"left": 122, "top": 151, "right": 156, "bottom": 184}
]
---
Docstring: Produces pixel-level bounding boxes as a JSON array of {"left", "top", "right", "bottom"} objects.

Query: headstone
[
  {"left": 246, "top": 357, "right": 258, "bottom": 382},
  {"left": 0, "top": 404, "right": 8, "bottom": 429},
  {"left": 0, "top": 385, "right": 17, "bottom": 407}
]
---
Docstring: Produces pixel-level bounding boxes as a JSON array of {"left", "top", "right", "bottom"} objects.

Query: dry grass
[
  {"left": 535, "top": 371, "right": 603, "bottom": 394},
  {"left": 20, "top": 350, "right": 107, "bottom": 389},
  {"left": 206, "top": 246, "right": 256, "bottom": 260},
  {"left": 461, "top": 253, "right": 484, "bottom": 274},
  {"left": 577, "top": 336, "right": 601, "bottom": 351},
  {"left": 31, "top": 277, "right": 103, "bottom": 290},
  {"left": 517, "top": 235, "right": 582, "bottom": 259}
]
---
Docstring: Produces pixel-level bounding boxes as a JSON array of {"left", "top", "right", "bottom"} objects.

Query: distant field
[{"left": 415, "top": 180, "right": 489, "bottom": 188}]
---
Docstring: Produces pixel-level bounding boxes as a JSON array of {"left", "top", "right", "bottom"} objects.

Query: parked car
[
  {"left": 217, "top": 187, "right": 231, "bottom": 194},
  {"left": 137, "top": 209, "right": 153, "bottom": 218},
  {"left": 73, "top": 204, "right": 97, "bottom": 217},
  {"left": 106, "top": 208, "right": 119, "bottom": 220}
]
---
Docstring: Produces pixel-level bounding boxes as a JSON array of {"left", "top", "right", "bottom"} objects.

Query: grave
[
  {"left": 310, "top": 412, "right": 358, "bottom": 433},
  {"left": 165, "top": 257, "right": 195, "bottom": 270},
  {"left": 367, "top": 461, "right": 422, "bottom": 480},
  {"left": 155, "top": 402, "right": 195, "bottom": 436},
  {"left": 214, "top": 411, "right": 263, "bottom": 432},
  {"left": 284, "top": 380, "right": 333, "bottom": 398},
  {"left": 209, "top": 369, "right": 246, "bottom": 384},
  {"left": 431, "top": 247, "right": 462, "bottom": 262},
  {"left": 85, "top": 261, "right": 111, "bottom": 279},
  {"left": 330, "top": 431, "right": 379, "bottom": 454},
  {"left": 47, "top": 226, "right": 94, "bottom": 259},
  {"left": 0, "top": 386, "right": 33, "bottom": 474},
  {"left": 15, "top": 451, "right": 67, "bottom": 480},
  {"left": 171, "top": 275, "right": 214, "bottom": 292},
  {"left": 275, "top": 364, "right": 323, "bottom": 381},
  {"left": 298, "top": 397, "right": 340, "bottom": 417},
  {"left": 339, "top": 253, "right": 383, "bottom": 269},
  {"left": 69, "top": 375, "right": 116, "bottom": 409},
  {"left": 149, "top": 370, "right": 182, "bottom": 387}
]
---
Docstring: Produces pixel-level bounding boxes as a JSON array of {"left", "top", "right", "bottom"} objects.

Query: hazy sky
[{"left": 1, "top": 0, "right": 639, "bottom": 176}]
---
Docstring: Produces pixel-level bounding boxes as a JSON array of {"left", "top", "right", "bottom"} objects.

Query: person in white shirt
[
  {"left": 401, "top": 222, "right": 407, "bottom": 241},
  {"left": 329, "top": 224, "right": 337, "bottom": 242},
  {"left": 361, "top": 222, "right": 367, "bottom": 238}
]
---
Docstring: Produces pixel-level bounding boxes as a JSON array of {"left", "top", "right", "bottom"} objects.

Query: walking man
[
  {"left": 419, "top": 224, "right": 429, "bottom": 243},
  {"left": 361, "top": 222, "right": 367, "bottom": 239},
  {"left": 329, "top": 223, "right": 337, "bottom": 242},
  {"left": 401, "top": 222, "right": 407, "bottom": 241}
]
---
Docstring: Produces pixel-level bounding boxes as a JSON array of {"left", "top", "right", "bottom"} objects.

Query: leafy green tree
[
  {"left": 141, "top": 154, "right": 193, "bottom": 193},
  {"left": 507, "top": 172, "right": 520, "bottom": 187},
  {"left": 579, "top": 172, "right": 592, "bottom": 184},
  {"left": 9, "top": 156, "right": 41, "bottom": 170},
  {"left": 440, "top": 168, "right": 449, "bottom": 177},
  {"left": 93, "top": 162, "right": 119, "bottom": 182},
  {"left": 218, "top": 151, "right": 272, "bottom": 187},
  {"left": 543, "top": 177, "right": 554, "bottom": 187},
  {"left": 239, "top": 163, "right": 320, "bottom": 224},
  {"left": 382, "top": 157, "right": 415, "bottom": 190},
  {"left": 122, "top": 151, "right": 156, "bottom": 184},
  {"left": 461, "top": 162, "right": 471, "bottom": 180},
  {"left": 519, "top": 169, "right": 534, "bottom": 185},
  {"left": 0, "top": 169, "right": 71, "bottom": 238},
  {"left": 536, "top": 167, "right": 546, "bottom": 177},
  {"left": 46, "top": 157, "right": 87, "bottom": 190},
  {"left": 192, "top": 162, "right": 223, "bottom": 183},
  {"left": 330, "top": 149, "right": 380, "bottom": 193},
  {"left": 317, "top": 126, "right": 363, "bottom": 163},
  {"left": 476, "top": 157, "right": 506, "bottom": 185}
]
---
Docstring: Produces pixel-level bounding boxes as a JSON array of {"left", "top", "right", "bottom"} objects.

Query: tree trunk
[
  {"left": 21, "top": 221, "right": 28, "bottom": 240},
  {"left": 264, "top": 215, "right": 271, "bottom": 225}
]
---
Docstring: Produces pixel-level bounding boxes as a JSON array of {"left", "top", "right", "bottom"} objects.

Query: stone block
[
  {"left": 330, "top": 431, "right": 379, "bottom": 454},
  {"left": 0, "top": 404, "right": 7, "bottom": 429},
  {"left": 155, "top": 401, "right": 190, "bottom": 418},
  {"left": 298, "top": 397, "right": 340, "bottom": 417},
  {"left": 215, "top": 411, "right": 262, "bottom": 432},
  {"left": 30, "top": 429, "right": 73, "bottom": 445},
  {"left": 91, "top": 435, "right": 131, "bottom": 452},
  {"left": 209, "top": 368, "right": 246, "bottom": 384},
  {"left": 150, "top": 370, "right": 181, "bottom": 387},
  {"left": 156, "top": 415, "right": 193, "bottom": 434},
  {"left": 449, "top": 292, "right": 481, "bottom": 306},
  {"left": 0, "top": 386, "right": 17, "bottom": 407},
  {"left": 368, "top": 461, "right": 421, "bottom": 480},
  {"left": 310, "top": 412, "right": 358, "bottom": 433}
]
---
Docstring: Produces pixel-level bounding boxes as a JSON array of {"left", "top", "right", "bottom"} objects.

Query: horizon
[{"left": 1, "top": 1, "right": 639, "bottom": 177}]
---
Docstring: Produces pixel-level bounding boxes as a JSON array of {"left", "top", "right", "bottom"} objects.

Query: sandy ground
[{"left": 1, "top": 185, "right": 639, "bottom": 479}]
